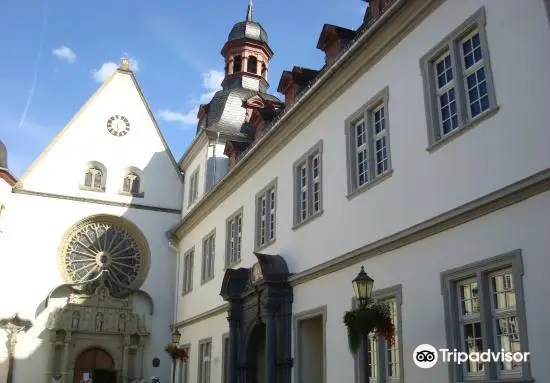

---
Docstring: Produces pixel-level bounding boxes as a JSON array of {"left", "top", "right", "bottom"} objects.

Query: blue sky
[{"left": 0, "top": 0, "right": 367, "bottom": 177}]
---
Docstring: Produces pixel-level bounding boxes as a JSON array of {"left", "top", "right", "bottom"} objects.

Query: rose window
[{"left": 59, "top": 215, "right": 149, "bottom": 298}]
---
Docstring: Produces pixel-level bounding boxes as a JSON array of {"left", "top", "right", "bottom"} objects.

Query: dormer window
[
  {"left": 247, "top": 56, "right": 258, "bottom": 75},
  {"left": 234, "top": 56, "right": 242, "bottom": 73},
  {"left": 120, "top": 167, "right": 144, "bottom": 197},
  {"left": 80, "top": 161, "right": 106, "bottom": 192}
]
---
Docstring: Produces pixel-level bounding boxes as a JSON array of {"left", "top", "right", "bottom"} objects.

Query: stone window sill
[{"left": 347, "top": 169, "right": 393, "bottom": 200}]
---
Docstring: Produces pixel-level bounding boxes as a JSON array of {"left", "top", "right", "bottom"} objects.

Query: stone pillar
[
  {"left": 227, "top": 301, "right": 241, "bottom": 383},
  {"left": 122, "top": 335, "right": 130, "bottom": 383},
  {"left": 135, "top": 337, "right": 145, "bottom": 381},
  {"left": 61, "top": 332, "right": 72, "bottom": 383},
  {"left": 265, "top": 310, "right": 277, "bottom": 383},
  {"left": 46, "top": 332, "right": 57, "bottom": 383},
  {"left": 278, "top": 297, "right": 294, "bottom": 383},
  {"left": 6, "top": 329, "right": 17, "bottom": 383},
  {"left": 229, "top": 59, "right": 234, "bottom": 75}
]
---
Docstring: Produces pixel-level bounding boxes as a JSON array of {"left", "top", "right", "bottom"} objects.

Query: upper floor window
[
  {"left": 201, "top": 230, "right": 215, "bottom": 283},
  {"left": 247, "top": 56, "right": 258, "bottom": 75},
  {"left": 255, "top": 179, "right": 277, "bottom": 250},
  {"left": 420, "top": 7, "right": 497, "bottom": 149},
  {"left": 226, "top": 208, "right": 242, "bottom": 267},
  {"left": 181, "top": 247, "right": 194, "bottom": 295},
  {"left": 233, "top": 56, "right": 242, "bottom": 73},
  {"left": 441, "top": 250, "right": 531, "bottom": 382},
  {"left": 120, "top": 167, "right": 144, "bottom": 197},
  {"left": 293, "top": 140, "right": 323, "bottom": 228},
  {"left": 345, "top": 86, "right": 392, "bottom": 198},
  {"left": 188, "top": 168, "right": 199, "bottom": 207},
  {"left": 81, "top": 161, "right": 106, "bottom": 192}
]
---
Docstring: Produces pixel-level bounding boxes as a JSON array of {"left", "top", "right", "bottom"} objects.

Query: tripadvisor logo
[{"left": 413, "top": 344, "right": 529, "bottom": 369}]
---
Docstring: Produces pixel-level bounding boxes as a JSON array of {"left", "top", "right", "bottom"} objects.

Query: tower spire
[{"left": 246, "top": 0, "right": 253, "bottom": 22}]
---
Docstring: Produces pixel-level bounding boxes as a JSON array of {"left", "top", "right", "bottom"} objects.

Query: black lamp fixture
[
  {"left": 352, "top": 266, "right": 374, "bottom": 306},
  {"left": 171, "top": 328, "right": 181, "bottom": 346}
]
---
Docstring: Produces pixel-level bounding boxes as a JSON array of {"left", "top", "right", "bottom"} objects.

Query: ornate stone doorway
[
  {"left": 74, "top": 348, "right": 116, "bottom": 383},
  {"left": 220, "top": 253, "right": 293, "bottom": 383}
]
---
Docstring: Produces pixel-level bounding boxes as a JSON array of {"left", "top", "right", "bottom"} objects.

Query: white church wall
[
  {"left": 175, "top": 0, "right": 550, "bottom": 322},
  {"left": 18, "top": 71, "right": 182, "bottom": 211},
  {"left": 0, "top": 179, "right": 180, "bottom": 382}
]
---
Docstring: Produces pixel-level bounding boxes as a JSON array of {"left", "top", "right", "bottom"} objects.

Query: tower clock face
[{"left": 107, "top": 115, "right": 130, "bottom": 136}]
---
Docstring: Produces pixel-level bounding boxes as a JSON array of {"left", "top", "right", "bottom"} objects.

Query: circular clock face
[{"left": 107, "top": 115, "right": 130, "bottom": 136}]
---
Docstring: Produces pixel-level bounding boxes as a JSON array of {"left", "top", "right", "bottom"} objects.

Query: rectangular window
[
  {"left": 178, "top": 345, "right": 190, "bottom": 383},
  {"left": 181, "top": 248, "right": 194, "bottom": 295},
  {"left": 188, "top": 168, "right": 199, "bottom": 207},
  {"left": 201, "top": 231, "right": 215, "bottom": 283},
  {"left": 222, "top": 334, "right": 229, "bottom": 383},
  {"left": 441, "top": 250, "right": 531, "bottom": 382},
  {"left": 345, "top": 87, "right": 391, "bottom": 197},
  {"left": 255, "top": 179, "right": 277, "bottom": 249},
  {"left": 354, "top": 285, "right": 403, "bottom": 383},
  {"left": 198, "top": 339, "right": 212, "bottom": 383},
  {"left": 226, "top": 208, "right": 243, "bottom": 266},
  {"left": 293, "top": 140, "right": 323, "bottom": 227},
  {"left": 421, "top": 7, "right": 497, "bottom": 148}
]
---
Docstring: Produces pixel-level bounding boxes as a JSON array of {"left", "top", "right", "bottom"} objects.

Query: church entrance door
[{"left": 74, "top": 347, "right": 116, "bottom": 383}]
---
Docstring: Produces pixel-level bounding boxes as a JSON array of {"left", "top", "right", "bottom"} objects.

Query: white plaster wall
[
  {"left": 18, "top": 71, "right": 182, "bottom": 210},
  {"left": 291, "top": 191, "right": 550, "bottom": 383},
  {"left": 176, "top": 313, "right": 228, "bottom": 383},
  {"left": 0, "top": 179, "right": 10, "bottom": 239},
  {"left": 175, "top": 0, "right": 550, "bottom": 320},
  {"left": 0, "top": 191, "right": 180, "bottom": 382},
  {"left": 182, "top": 143, "right": 208, "bottom": 215},
  {"left": 176, "top": 192, "right": 550, "bottom": 383}
]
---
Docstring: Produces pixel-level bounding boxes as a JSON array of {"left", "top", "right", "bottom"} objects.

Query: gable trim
[{"left": 19, "top": 69, "right": 183, "bottom": 185}]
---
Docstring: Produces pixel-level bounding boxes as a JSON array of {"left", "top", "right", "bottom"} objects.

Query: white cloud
[
  {"left": 91, "top": 56, "right": 139, "bottom": 83},
  {"left": 158, "top": 69, "right": 224, "bottom": 127},
  {"left": 52, "top": 45, "right": 76, "bottom": 63}
]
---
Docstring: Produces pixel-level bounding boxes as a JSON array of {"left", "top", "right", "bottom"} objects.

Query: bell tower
[{"left": 221, "top": 0, "right": 274, "bottom": 93}]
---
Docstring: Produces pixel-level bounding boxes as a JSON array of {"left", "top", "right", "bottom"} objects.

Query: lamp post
[
  {"left": 171, "top": 328, "right": 181, "bottom": 383},
  {"left": 352, "top": 266, "right": 374, "bottom": 383}
]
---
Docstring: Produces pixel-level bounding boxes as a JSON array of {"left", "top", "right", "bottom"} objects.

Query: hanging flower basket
[
  {"left": 165, "top": 344, "right": 189, "bottom": 361},
  {"left": 343, "top": 301, "right": 395, "bottom": 354}
]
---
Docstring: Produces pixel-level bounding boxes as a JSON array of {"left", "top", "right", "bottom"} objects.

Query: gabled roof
[
  {"left": 316, "top": 24, "right": 358, "bottom": 51},
  {"left": 18, "top": 66, "right": 183, "bottom": 185},
  {"left": 277, "top": 66, "right": 320, "bottom": 93}
]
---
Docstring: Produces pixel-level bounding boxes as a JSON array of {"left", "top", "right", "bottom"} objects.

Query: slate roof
[{"left": 228, "top": 21, "right": 268, "bottom": 44}]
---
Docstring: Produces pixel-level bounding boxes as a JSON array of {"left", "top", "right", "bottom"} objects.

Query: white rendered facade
[
  {"left": 171, "top": 1, "right": 550, "bottom": 383},
  {"left": 0, "top": 67, "right": 183, "bottom": 383}
]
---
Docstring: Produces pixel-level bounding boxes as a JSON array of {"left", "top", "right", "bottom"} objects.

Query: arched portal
[
  {"left": 73, "top": 347, "right": 116, "bottom": 383},
  {"left": 245, "top": 323, "right": 267, "bottom": 383}
]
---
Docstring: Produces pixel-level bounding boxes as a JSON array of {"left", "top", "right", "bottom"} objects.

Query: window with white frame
[
  {"left": 226, "top": 209, "right": 242, "bottom": 266},
  {"left": 354, "top": 285, "right": 403, "bottom": 383},
  {"left": 255, "top": 179, "right": 277, "bottom": 249},
  {"left": 293, "top": 140, "right": 323, "bottom": 227},
  {"left": 201, "top": 231, "right": 215, "bottom": 282},
  {"left": 421, "top": 7, "right": 497, "bottom": 147},
  {"left": 198, "top": 339, "right": 212, "bottom": 383},
  {"left": 188, "top": 168, "right": 199, "bottom": 207},
  {"left": 441, "top": 250, "right": 531, "bottom": 382},
  {"left": 181, "top": 248, "right": 194, "bottom": 295},
  {"left": 345, "top": 87, "right": 391, "bottom": 196}
]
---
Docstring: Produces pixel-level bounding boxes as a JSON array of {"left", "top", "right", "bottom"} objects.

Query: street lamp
[
  {"left": 171, "top": 328, "right": 181, "bottom": 383},
  {"left": 352, "top": 266, "right": 374, "bottom": 383}
]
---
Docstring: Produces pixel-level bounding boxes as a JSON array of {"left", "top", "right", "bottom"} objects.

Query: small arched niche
[
  {"left": 80, "top": 161, "right": 107, "bottom": 192},
  {"left": 119, "top": 166, "right": 144, "bottom": 198}
]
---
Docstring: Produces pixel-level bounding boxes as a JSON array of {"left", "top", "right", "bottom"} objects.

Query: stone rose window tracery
[{"left": 59, "top": 215, "right": 150, "bottom": 298}]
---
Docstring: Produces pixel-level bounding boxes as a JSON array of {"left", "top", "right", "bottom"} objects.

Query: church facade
[{"left": 1, "top": 0, "right": 550, "bottom": 383}]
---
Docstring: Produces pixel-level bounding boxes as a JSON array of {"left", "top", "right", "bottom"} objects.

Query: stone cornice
[
  {"left": 170, "top": 0, "right": 442, "bottom": 241},
  {"left": 12, "top": 188, "right": 181, "bottom": 214}
]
